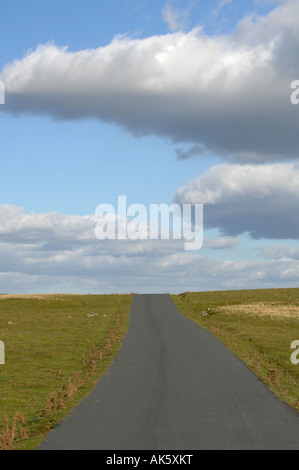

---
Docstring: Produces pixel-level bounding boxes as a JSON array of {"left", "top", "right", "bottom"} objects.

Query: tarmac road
[{"left": 38, "top": 294, "right": 299, "bottom": 450}]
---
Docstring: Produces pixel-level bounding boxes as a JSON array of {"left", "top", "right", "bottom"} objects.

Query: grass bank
[
  {"left": 171, "top": 288, "right": 299, "bottom": 413},
  {"left": 0, "top": 294, "right": 134, "bottom": 450}
]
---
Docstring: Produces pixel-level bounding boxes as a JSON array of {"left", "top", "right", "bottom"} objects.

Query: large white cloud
[
  {"left": 0, "top": 204, "right": 98, "bottom": 246},
  {"left": 175, "top": 162, "right": 299, "bottom": 239},
  {"left": 1, "top": 0, "right": 299, "bottom": 162}
]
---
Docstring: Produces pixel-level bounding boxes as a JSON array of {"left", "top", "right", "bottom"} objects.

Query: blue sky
[
  {"left": 0, "top": 0, "right": 278, "bottom": 59},
  {"left": 1, "top": 0, "right": 299, "bottom": 294}
]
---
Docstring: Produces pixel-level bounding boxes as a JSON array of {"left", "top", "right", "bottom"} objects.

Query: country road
[{"left": 38, "top": 294, "right": 299, "bottom": 450}]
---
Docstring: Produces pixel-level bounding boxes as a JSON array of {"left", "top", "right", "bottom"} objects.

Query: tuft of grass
[
  {"left": 0, "top": 412, "right": 28, "bottom": 450},
  {"left": 171, "top": 288, "right": 299, "bottom": 413},
  {"left": 0, "top": 294, "right": 134, "bottom": 450}
]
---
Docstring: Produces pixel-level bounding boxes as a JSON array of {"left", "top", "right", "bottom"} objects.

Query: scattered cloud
[
  {"left": 162, "top": 4, "right": 188, "bottom": 31},
  {"left": 215, "top": 0, "right": 233, "bottom": 14},
  {"left": 204, "top": 236, "right": 239, "bottom": 250},
  {"left": 0, "top": 203, "right": 297, "bottom": 294},
  {"left": 1, "top": 0, "right": 299, "bottom": 163},
  {"left": 175, "top": 144, "right": 207, "bottom": 160},
  {"left": 256, "top": 245, "right": 299, "bottom": 260},
  {"left": 162, "top": 2, "right": 196, "bottom": 32}
]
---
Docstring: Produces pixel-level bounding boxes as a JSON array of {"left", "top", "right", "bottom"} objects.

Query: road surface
[{"left": 38, "top": 294, "right": 299, "bottom": 450}]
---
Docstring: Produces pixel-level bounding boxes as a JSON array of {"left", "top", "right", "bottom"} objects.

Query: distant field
[
  {"left": 0, "top": 294, "right": 134, "bottom": 450},
  {"left": 171, "top": 288, "right": 299, "bottom": 414}
]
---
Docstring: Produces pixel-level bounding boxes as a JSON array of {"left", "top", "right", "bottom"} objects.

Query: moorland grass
[
  {"left": 171, "top": 288, "right": 299, "bottom": 413},
  {"left": 0, "top": 294, "right": 134, "bottom": 450}
]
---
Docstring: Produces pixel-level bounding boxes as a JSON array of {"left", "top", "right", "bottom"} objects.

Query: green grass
[
  {"left": 171, "top": 288, "right": 299, "bottom": 413},
  {"left": 2, "top": 288, "right": 298, "bottom": 449},
  {"left": 0, "top": 294, "right": 134, "bottom": 450}
]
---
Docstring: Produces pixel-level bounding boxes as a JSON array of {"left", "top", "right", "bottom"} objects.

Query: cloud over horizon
[{"left": 0, "top": 202, "right": 299, "bottom": 295}]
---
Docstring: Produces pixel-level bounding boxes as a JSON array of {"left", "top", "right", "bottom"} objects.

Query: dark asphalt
[{"left": 38, "top": 294, "right": 299, "bottom": 450}]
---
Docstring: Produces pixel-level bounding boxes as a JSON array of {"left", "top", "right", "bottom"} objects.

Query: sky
[{"left": 0, "top": 0, "right": 299, "bottom": 294}]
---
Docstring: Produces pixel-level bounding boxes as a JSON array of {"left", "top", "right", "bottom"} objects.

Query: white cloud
[
  {"left": 256, "top": 245, "right": 299, "bottom": 260},
  {"left": 0, "top": 204, "right": 98, "bottom": 245},
  {"left": 204, "top": 237, "right": 239, "bottom": 250},
  {"left": 1, "top": 0, "right": 299, "bottom": 162},
  {"left": 175, "top": 162, "right": 299, "bottom": 239},
  {"left": 162, "top": 3, "right": 193, "bottom": 31}
]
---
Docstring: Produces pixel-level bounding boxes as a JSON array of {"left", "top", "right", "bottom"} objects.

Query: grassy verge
[
  {"left": 171, "top": 288, "right": 299, "bottom": 413},
  {"left": 0, "top": 293, "right": 134, "bottom": 450}
]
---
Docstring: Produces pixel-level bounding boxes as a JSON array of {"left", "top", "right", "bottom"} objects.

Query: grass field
[
  {"left": 171, "top": 288, "right": 299, "bottom": 414},
  {"left": 1, "top": 288, "right": 298, "bottom": 450},
  {"left": 0, "top": 294, "right": 134, "bottom": 450}
]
